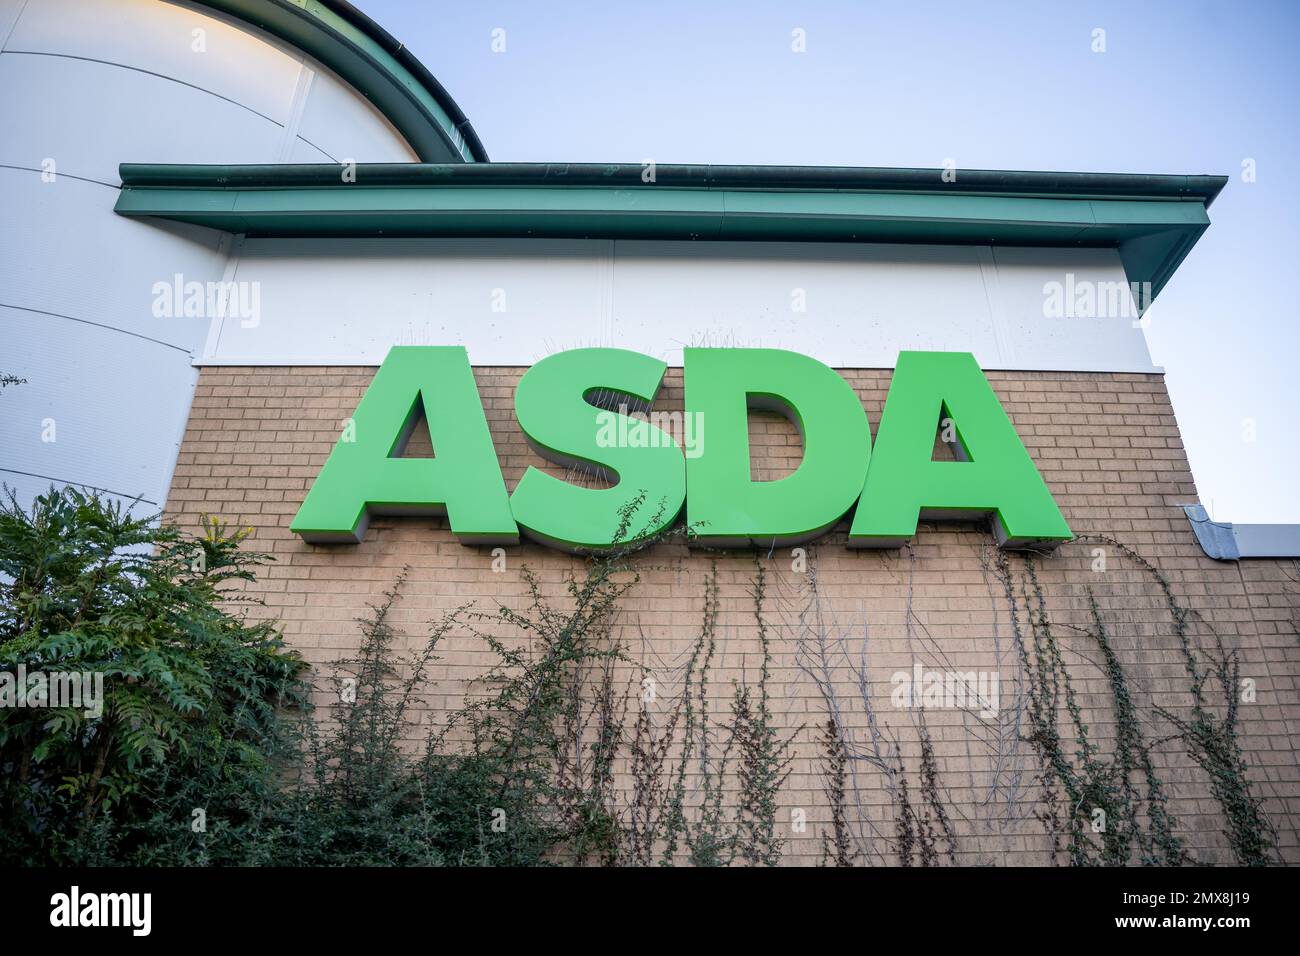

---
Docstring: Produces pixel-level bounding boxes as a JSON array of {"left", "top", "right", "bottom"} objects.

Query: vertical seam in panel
[
  {"left": 602, "top": 240, "right": 616, "bottom": 348},
  {"left": 978, "top": 246, "right": 1016, "bottom": 368},
  {"left": 0, "top": 0, "right": 30, "bottom": 51},
  {"left": 277, "top": 61, "right": 314, "bottom": 162},
  {"left": 202, "top": 233, "right": 244, "bottom": 363}
]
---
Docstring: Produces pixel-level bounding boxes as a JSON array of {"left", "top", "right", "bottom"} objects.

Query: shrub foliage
[{"left": 0, "top": 488, "right": 304, "bottom": 864}]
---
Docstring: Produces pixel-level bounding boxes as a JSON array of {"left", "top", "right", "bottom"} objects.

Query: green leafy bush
[{"left": 0, "top": 487, "right": 306, "bottom": 865}]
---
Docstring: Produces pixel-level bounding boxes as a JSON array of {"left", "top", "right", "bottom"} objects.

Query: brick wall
[{"left": 164, "top": 365, "right": 1300, "bottom": 865}]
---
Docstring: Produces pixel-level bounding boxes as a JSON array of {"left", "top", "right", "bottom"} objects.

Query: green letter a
[
  {"left": 291, "top": 346, "right": 517, "bottom": 545},
  {"left": 849, "top": 351, "right": 1070, "bottom": 548}
]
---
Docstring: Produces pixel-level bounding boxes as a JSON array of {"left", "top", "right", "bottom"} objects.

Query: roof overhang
[
  {"left": 193, "top": 0, "right": 486, "bottom": 162},
  {"left": 115, "top": 163, "right": 1226, "bottom": 304}
]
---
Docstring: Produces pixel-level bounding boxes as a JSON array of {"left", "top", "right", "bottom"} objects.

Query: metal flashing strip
[{"left": 1183, "top": 504, "right": 1300, "bottom": 560}]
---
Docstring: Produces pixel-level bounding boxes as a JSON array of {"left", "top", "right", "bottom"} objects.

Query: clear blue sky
[{"left": 365, "top": 0, "right": 1299, "bottom": 523}]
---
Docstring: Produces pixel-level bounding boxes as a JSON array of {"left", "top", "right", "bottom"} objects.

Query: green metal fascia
[
  {"left": 114, "top": 185, "right": 1204, "bottom": 236},
  {"left": 114, "top": 163, "right": 1221, "bottom": 301},
  {"left": 195, "top": 0, "right": 485, "bottom": 162},
  {"left": 117, "top": 162, "right": 1226, "bottom": 202}
]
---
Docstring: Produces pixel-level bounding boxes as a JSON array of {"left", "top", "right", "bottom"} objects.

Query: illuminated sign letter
[
  {"left": 683, "top": 348, "right": 871, "bottom": 546},
  {"left": 510, "top": 348, "right": 685, "bottom": 550},
  {"left": 849, "top": 351, "right": 1071, "bottom": 547},
  {"left": 290, "top": 346, "right": 516, "bottom": 544}
]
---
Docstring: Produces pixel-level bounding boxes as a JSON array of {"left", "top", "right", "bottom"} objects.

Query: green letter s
[{"left": 510, "top": 348, "right": 685, "bottom": 551}]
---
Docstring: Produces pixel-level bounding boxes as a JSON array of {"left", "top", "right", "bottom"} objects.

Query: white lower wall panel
[{"left": 203, "top": 238, "right": 1157, "bottom": 372}]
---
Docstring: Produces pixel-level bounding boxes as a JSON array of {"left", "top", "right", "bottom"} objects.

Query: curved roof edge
[{"left": 194, "top": 0, "right": 488, "bottom": 163}]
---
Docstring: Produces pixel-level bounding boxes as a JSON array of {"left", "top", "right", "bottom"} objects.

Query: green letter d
[{"left": 684, "top": 348, "right": 871, "bottom": 547}]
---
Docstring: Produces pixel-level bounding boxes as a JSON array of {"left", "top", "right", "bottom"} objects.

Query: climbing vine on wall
[
  {"left": 1086, "top": 535, "right": 1277, "bottom": 866},
  {"left": 992, "top": 549, "right": 1187, "bottom": 865},
  {"left": 991, "top": 537, "right": 1277, "bottom": 866},
  {"left": 893, "top": 721, "right": 958, "bottom": 866},
  {"left": 632, "top": 559, "right": 795, "bottom": 866},
  {"left": 818, "top": 715, "right": 857, "bottom": 867}
]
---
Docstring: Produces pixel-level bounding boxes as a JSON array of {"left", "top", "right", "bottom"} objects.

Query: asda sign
[{"left": 291, "top": 347, "right": 1071, "bottom": 551}]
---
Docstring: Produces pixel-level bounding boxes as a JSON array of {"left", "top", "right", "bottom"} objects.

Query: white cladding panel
[
  {"left": 2, "top": 0, "right": 417, "bottom": 172},
  {"left": 0, "top": 0, "right": 420, "bottom": 509},
  {"left": 296, "top": 68, "right": 419, "bottom": 162},
  {"left": 6, "top": 0, "right": 304, "bottom": 124},
  {"left": 985, "top": 246, "right": 1150, "bottom": 370},
  {"left": 0, "top": 53, "right": 285, "bottom": 183},
  {"left": 286, "top": 136, "right": 336, "bottom": 163},
  {"left": 1, "top": 306, "right": 196, "bottom": 508},
  {"left": 0, "top": 0, "right": 24, "bottom": 45},
  {"left": 0, "top": 168, "right": 227, "bottom": 348},
  {"left": 205, "top": 239, "right": 1156, "bottom": 372}
]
